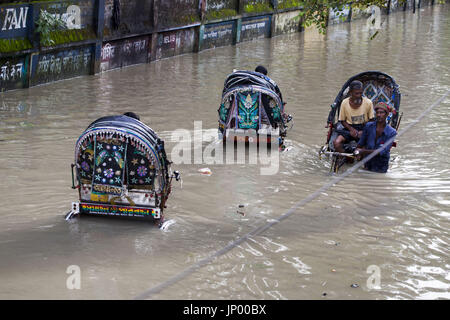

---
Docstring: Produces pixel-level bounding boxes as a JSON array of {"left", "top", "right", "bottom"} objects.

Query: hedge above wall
[
  {"left": 0, "top": 38, "right": 33, "bottom": 53},
  {"left": 205, "top": 0, "right": 239, "bottom": 21},
  {"left": 242, "top": 0, "right": 273, "bottom": 15},
  {"left": 277, "top": 0, "right": 302, "bottom": 10},
  {"left": 205, "top": 8, "right": 238, "bottom": 21},
  {"left": 46, "top": 28, "right": 96, "bottom": 47}
]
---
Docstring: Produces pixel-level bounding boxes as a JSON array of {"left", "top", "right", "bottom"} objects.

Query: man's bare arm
[{"left": 341, "top": 121, "right": 359, "bottom": 138}]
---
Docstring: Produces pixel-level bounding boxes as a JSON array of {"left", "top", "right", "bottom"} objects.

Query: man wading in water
[
  {"left": 255, "top": 65, "right": 275, "bottom": 126},
  {"left": 254, "top": 65, "right": 283, "bottom": 127},
  {"left": 355, "top": 102, "right": 397, "bottom": 173}
]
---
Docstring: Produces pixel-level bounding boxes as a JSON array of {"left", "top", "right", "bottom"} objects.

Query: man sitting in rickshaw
[{"left": 333, "top": 80, "right": 374, "bottom": 154}]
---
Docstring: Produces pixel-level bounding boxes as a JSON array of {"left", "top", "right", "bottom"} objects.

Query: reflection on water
[{"left": 0, "top": 4, "right": 449, "bottom": 299}]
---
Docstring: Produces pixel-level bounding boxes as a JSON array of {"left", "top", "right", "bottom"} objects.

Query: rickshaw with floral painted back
[
  {"left": 218, "top": 70, "right": 292, "bottom": 148},
  {"left": 319, "top": 71, "right": 402, "bottom": 173},
  {"left": 66, "top": 115, "right": 180, "bottom": 225}
]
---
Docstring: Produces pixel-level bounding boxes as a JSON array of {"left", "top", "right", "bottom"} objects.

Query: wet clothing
[
  {"left": 335, "top": 123, "right": 365, "bottom": 142},
  {"left": 358, "top": 121, "right": 397, "bottom": 173},
  {"left": 339, "top": 97, "right": 374, "bottom": 125},
  {"left": 336, "top": 97, "right": 374, "bottom": 142}
]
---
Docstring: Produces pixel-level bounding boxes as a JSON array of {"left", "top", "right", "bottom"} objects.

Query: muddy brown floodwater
[{"left": 0, "top": 5, "right": 449, "bottom": 299}]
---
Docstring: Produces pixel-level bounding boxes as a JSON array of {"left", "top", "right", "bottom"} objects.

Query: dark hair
[
  {"left": 255, "top": 65, "right": 268, "bottom": 75},
  {"left": 349, "top": 80, "right": 363, "bottom": 91},
  {"left": 123, "top": 112, "right": 140, "bottom": 120}
]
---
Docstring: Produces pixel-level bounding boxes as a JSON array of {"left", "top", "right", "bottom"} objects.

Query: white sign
[{"left": 1, "top": 7, "right": 29, "bottom": 31}]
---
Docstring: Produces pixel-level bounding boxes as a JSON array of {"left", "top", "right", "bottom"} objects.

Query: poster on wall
[
  {"left": 36, "top": 0, "right": 95, "bottom": 31},
  {"left": 100, "top": 36, "right": 149, "bottom": 72},
  {"left": 30, "top": 46, "right": 93, "bottom": 86},
  {"left": 240, "top": 15, "right": 271, "bottom": 41},
  {"left": 201, "top": 21, "right": 236, "bottom": 50},
  {"left": 0, "top": 55, "right": 27, "bottom": 91},
  {"left": 155, "top": 29, "right": 196, "bottom": 59},
  {"left": 103, "top": 0, "right": 154, "bottom": 40},
  {"left": 0, "top": 4, "right": 32, "bottom": 39}
]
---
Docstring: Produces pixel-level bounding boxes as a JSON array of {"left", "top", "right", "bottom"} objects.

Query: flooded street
[{"left": 0, "top": 4, "right": 449, "bottom": 299}]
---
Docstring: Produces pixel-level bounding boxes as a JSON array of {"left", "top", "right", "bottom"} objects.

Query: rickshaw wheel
[{"left": 330, "top": 154, "right": 337, "bottom": 173}]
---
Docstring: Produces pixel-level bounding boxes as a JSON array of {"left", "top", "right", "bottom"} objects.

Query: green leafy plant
[{"left": 35, "top": 10, "right": 67, "bottom": 47}]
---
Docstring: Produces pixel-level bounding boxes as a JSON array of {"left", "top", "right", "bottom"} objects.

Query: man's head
[
  {"left": 123, "top": 112, "right": 140, "bottom": 120},
  {"left": 374, "top": 102, "right": 390, "bottom": 122},
  {"left": 348, "top": 80, "right": 363, "bottom": 104},
  {"left": 255, "top": 65, "right": 268, "bottom": 75}
]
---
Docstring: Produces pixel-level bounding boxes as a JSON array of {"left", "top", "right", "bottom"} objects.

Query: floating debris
[
  {"left": 350, "top": 283, "right": 359, "bottom": 288},
  {"left": 236, "top": 204, "right": 246, "bottom": 216},
  {"left": 198, "top": 168, "right": 212, "bottom": 176},
  {"left": 322, "top": 292, "right": 327, "bottom": 297}
]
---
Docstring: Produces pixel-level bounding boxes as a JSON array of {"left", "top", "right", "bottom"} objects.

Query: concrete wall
[
  {"left": 241, "top": 0, "right": 273, "bottom": 15},
  {"left": 103, "top": 0, "right": 154, "bottom": 40},
  {"left": 272, "top": 9, "right": 301, "bottom": 36},
  {"left": 329, "top": 0, "right": 436, "bottom": 25},
  {"left": 0, "top": 0, "right": 440, "bottom": 91},
  {"left": 157, "top": 0, "right": 200, "bottom": 30},
  {"left": 328, "top": 4, "right": 351, "bottom": 25},
  {"left": 0, "top": 0, "right": 98, "bottom": 91}
]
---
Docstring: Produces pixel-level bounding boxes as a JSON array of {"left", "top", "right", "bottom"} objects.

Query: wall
[
  {"left": 103, "top": 0, "right": 154, "bottom": 40},
  {"left": 241, "top": 0, "right": 273, "bottom": 15},
  {"left": 30, "top": 45, "right": 93, "bottom": 86},
  {"left": 157, "top": 0, "right": 200, "bottom": 30},
  {"left": 154, "top": 28, "right": 196, "bottom": 59},
  {"left": 0, "top": 0, "right": 440, "bottom": 91},
  {"left": 329, "top": 0, "right": 436, "bottom": 25},
  {"left": 272, "top": 9, "right": 301, "bottom": 36},
  {"left": 200, "top": 20, "right": 236, "bottom": 50},
  {"left": 0, "top": 0, "right": 97, "bottom": 90},
  {"left": 35, "top": 0, "right": 96, "bottom": 46},
  {"left": 328, "top": 4, "right": 351, "bottom": 25},
  {"left": 240, "top": 14, "right": 271, "bottom": 40},
  {"left": 100, "top": 35, "right": 149, "bottom": 72},
  {"left": 0, "top": 55, "right": 28, "bottom": 91},
  {"left": 204, "top": 0, "right": 238, "bottom": 21}
]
